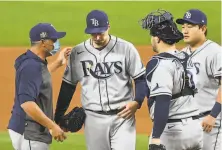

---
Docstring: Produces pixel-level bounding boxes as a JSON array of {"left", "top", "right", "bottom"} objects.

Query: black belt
[
  {"left": 167, "top": 115, "right": 200, "bottom": 123},
  {"left": 85, "top": 108, "right": 123, "bottom": 115}
]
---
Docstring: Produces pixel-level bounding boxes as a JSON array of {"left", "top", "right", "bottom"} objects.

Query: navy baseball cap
[
  {"left": 85, "top": 10, "right": 109, "bottom": 34},
  {"left": 29, "top": 23, "right": 66, "bottom": 42},
  {"left": 176, "top": 9, "right": 207, "bottom": 25}
]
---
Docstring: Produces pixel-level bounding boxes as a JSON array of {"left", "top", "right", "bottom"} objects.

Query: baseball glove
[
  {"left": 149, "top": 144, "right": 166, "bottom": 150},
  {"left": 59, "top": 107, "right": 86, "bottom": 132}
]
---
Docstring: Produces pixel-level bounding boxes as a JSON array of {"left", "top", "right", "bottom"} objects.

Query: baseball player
[
  {"left": 54, "top": 10, "right": 146, "bottom": 150},
  {"left": 176, "top": 9, "right": 221, "bottom": 150},
  {"left": 139, "top": 9, "right": 203, "bottom": 150},
  {"left": 7, "top": 23, "right": 71, "bottom": 150}
]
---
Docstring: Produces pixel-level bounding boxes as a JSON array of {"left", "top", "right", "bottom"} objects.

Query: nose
[
  {"left": 182, "top": 28, "right": 188, "bottom": 34},
  {"left": 96, "top": 35, "right": 100, "bottom": 40}
]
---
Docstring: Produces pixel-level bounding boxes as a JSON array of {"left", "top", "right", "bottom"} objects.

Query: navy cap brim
[
  {"left": 56, "top": 32, "right": 66, "bottom": 39},
  {"left": 49, "top": 32, "right": 66, "bottom": 40},
  {"left": 85, "top": 27, "right": 108, "bottom": 34},
  {"left": 176, "top": 18, "right": 200, "bottom": 25}
]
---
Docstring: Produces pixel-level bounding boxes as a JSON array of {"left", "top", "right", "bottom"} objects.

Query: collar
[{"left": 26, "top": 50, "right": 48, "bottom": 65}]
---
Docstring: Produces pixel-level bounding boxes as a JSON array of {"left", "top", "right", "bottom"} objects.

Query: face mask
[{"left": 49, "top": 40, "right": 60, "bottom": 55}]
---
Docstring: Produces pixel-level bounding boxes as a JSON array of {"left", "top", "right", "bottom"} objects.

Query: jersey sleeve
[
  {"left": 127, "top": 43, "right": 145, "bottom": 79},
  {"left": 18, "top": 63, "right": 42, "bottom": 104},
  {"left": 63, "top": 47, "right": 78, "bottom": 85},
  {"left": 210, "top": 52, "right": 222, "bottom": 78},
  {"left": 149, "top": 64, "right": 173, "bottom": 97}
]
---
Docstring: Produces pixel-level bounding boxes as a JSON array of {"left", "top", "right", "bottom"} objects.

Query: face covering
[{"left": 49, "top": 40, "right": 60, "bottom": 55}]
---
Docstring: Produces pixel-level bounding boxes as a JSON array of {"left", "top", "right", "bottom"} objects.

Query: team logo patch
[
  {"left": 185, "top": 12, "right": 191, "bottom": 19},
  {"left": 90, "top": 18, "right": 99, "bottom": 26},
  {"left": 40, "top": 32, "right": 48, "bottom": 38}
]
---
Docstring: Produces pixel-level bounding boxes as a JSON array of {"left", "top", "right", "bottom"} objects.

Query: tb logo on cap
[
  {"left": 90, "top": 18, "right": 99, "bottom": 26},
  {"left": 185, "top": 12, "right": 191, "bottom": 19}
]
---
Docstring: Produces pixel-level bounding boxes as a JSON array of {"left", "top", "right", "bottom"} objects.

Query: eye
[{"left": 188, "top": 25, "right": 193, "bottom": 28}]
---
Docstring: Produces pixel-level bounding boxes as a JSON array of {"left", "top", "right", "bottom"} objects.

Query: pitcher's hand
[{"left": 117, "top": 101, "right": 139, "bottom": 119}]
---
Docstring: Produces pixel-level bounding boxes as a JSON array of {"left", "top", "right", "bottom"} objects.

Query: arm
[
  {"left": 210, "top": 85, "right": 221, "bottom": 118},
  {"left": 54, "top": 81, "right": 76, "bottom": 124},
  {"left": 48, "top": 61, "right": 63, "bottom": 73},
  {"left": 21, "top": 101, "right": 55, "bottom": 131},
  {"left": 54, "top": 48, "right": 78, "bottom": 123},
  {"left": 134, "top": 74, "right": 147, "bottom": 109},
  {"left": 21, "top": 101, "right": 66, "bottom": 141},
  {"left": 151, "top": 95, "right": 171, "bottom": 144},
  {"left": 148, "top": 64, "right": 173, "bottom": 144},
  {"left": 117, "top": 44, "right": 146, "bottom": 119},
  {"left": 202, "top": 51, "right": 221, "bottom": 132},
  {"left": 202, "top": 85, "right": 221, "bottom": 132},
  {"left": 209, "top": 51, "right": 222, "bottom": 117},
  {"left": 48, "top": 47, "right": 72, "bottom": 73},
  {"left": 18, "top": 63, "right": 66, "bottom": 141}
]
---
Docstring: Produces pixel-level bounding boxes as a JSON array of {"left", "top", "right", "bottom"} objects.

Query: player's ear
[
  {"left": 202, "top": 25, "right": 207, "bottom": 34},
  {"left": 199, "top": 25, "right": 207, "bottom": 34},
  {"left": 156, "top": 37, "right": 161, "bottom": 43},
  {"left": 41, "top": 39, "right": 48, "bottom": 47}
]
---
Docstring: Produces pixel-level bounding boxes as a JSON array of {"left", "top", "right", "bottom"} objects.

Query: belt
[
  {"left": 167, "top": 115, "right": 200, "bottom": 123},
  {"left": 198, "top": 111, "right": 211, "bottom": 118},
  {"left": 85, "top": 108, "right": 124, "bottom": 115}
]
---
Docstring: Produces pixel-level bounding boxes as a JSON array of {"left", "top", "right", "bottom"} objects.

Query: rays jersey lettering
[
  {"left": 81, "top": 60, "right": 122, "bottom": 79},
  {"left": 63, "top": 35, "right": 145, "bottom": 111},
  {"left": 183, "top": 40, "right": 222, "bottom": 114}
]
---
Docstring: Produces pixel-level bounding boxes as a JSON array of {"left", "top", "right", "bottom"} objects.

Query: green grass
[
  {"left": 0, "top": 132, "right": 148, "bottom": 150},
  {"left": 0, "top": 1, "right": 221, "bottom": 46}
]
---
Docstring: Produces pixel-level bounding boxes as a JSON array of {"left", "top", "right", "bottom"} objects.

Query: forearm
[
  {"left": 210, "top": 86, "right": 221, "bottom": 118},
  {"left": 152, "top": 95, "right": 171, "bottom": 139},
  {"left": 48, "top": 60, "right": 62, "bottom": 73},
  {"left": 21, "top": 101, "right": 55, "bottom": 130},
  {"left": 134, "top": 74, "right": 147, "bottom": 108},
  {"left": 54, "top": 81, "right": 76, "bottom": 123}
]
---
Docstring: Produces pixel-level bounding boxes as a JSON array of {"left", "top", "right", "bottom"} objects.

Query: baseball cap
[
  {"left": 85, "top": 10, "right": 109, "bottom": 34},
  {"left": 29, "top": 23, "right": 66, "bottom": 42},
  {"left": 176, "top": 9, "right": 207, "bottom": 25}
]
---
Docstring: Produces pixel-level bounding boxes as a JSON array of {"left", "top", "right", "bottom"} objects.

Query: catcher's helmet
[{"left": 139, "top": 9, "right": 183, "bottom": 45}]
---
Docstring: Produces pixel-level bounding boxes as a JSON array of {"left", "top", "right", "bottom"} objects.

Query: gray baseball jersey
[
  {"left": 63, "top": 35, "right": 145, "bottom": 111},
  {"left": 183, "top": 39, "right": 222, "bottom": 150},
  {"left": 183, "top": 40, "right": 221, "bottom": 115},
  {"left": 148, "top": 50, "right": 199, "bottom": 120},
  {"left": 147, "top": 50, "right": 203, "bottom": 150}
]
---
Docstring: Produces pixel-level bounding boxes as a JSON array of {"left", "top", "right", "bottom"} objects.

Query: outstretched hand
[{"left": 56, "top": 47, "right": 72, "bottom": 66}]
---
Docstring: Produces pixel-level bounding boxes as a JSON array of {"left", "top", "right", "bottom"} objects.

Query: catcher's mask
[{"left": 139, "top": 9, "right": 183, "bottom": 45}]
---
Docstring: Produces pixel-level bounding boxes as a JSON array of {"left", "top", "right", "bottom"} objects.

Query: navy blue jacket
[{"left": 8, "top": 50, "right": 53, "bottom": 144}]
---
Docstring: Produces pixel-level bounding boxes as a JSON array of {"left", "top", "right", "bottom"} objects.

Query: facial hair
[{"left": 152, "top": 39, "right": 158, "bottom": 53}]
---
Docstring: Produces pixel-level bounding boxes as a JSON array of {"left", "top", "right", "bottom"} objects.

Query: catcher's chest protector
[{"left": 147, "top": 52, "right": 197, "bottom": 99}]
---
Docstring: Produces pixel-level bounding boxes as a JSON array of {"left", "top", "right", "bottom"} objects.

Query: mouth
[
  {"left": 95, "top": 40, "right": 103, "bottom": 43},
  {"left": 183, "top": 35, "right": 189, "bottom": 39}
]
